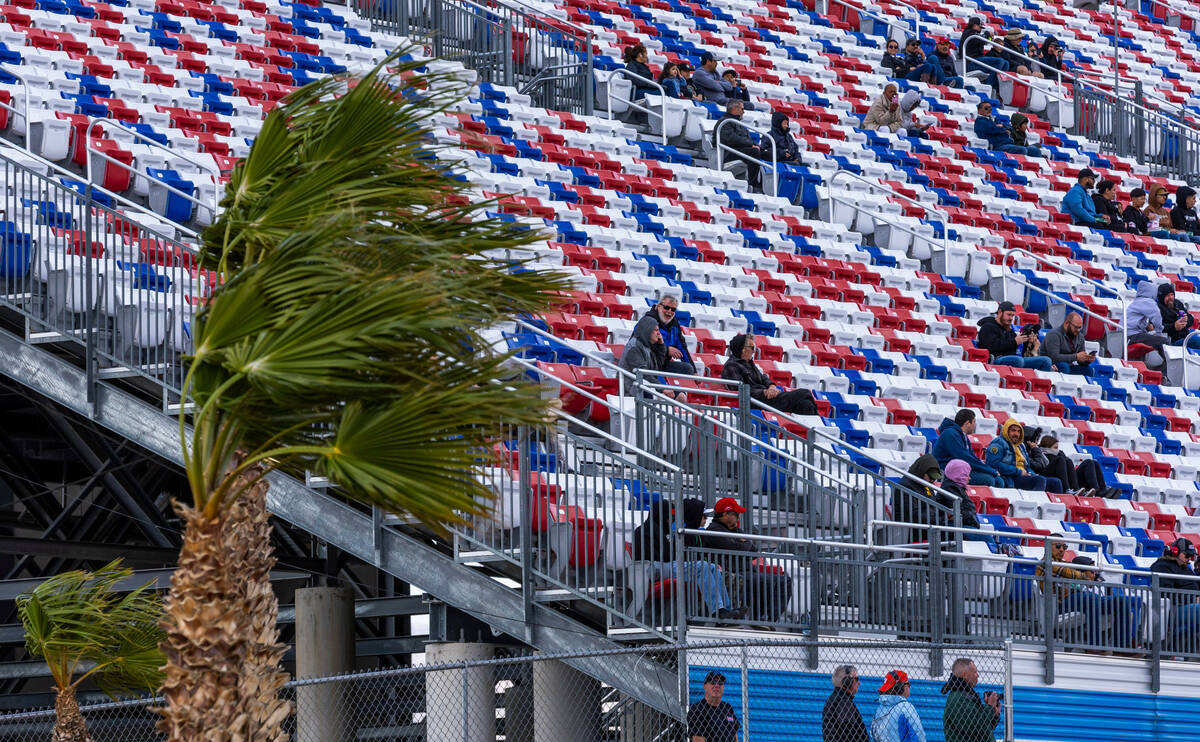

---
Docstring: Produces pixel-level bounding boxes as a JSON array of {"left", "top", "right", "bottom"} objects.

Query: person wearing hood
[
  {"left": 890, "top": 453, "right": 944, "bottom": 541},
  {"left": 999, "top": 28, "right": 1042, "bottom": 77},
  {"left": 941, "top": 460, "right": 986, "bottom": 539},
  {"left": 973, "top": 101, "right": 1036, "bottom": 157},
  {"left": 768, "top": 111, "right": 802, "bottom": 164},
  {"left": 1031, "top": 435, "right": 1115, "bottom": 498},
  {"left": 643, "top": 293, "right": 695, "bottom": 374},
  {"left": 1007, "top": 112, "right": 1042, "bottom": 157},
  {"left": 870, "top": 670, "right": 925, "bottom": 742},
  {"left": 941, "top": 658, "right": 1001, "bottom": 742},
  {"left": 1124, "top": 279, "right": 1168, "bottom": 371},
  {"left": 1038, "top": 36, "right": 1065, "bottom": 81},
  {"left": 932, "top": 409, "right": 1002, "bottom": 487},
  {"left": 1151, "top": 538, "right": 1200, "bottom": 651},
  {"left": 714, "top": 100, "right": 764, "bottom": 189},
  {"left": 864, "top": 83, "right": 904, "bottom": 133},
  {"left": 985, "top": 419, "right": 1062, "bottom": 492},
  {"left": 1062, "top": 168, "right": 1107, "bottom": 227},
  {"left": 721, "top": 333, "right": 818, "bottom": 415},
  {"left": 619, "top": 315, "right": 684, "bottom": 400},
  {"left": 960, "top": 16, "right": 1010, "bottom": 90},
  {"left": 1169, "top": 185, "right": 1200, "bottom": 238},
  {"left": 1039, "top": 312, "right": 1095, "bottom": 375},
  {"left": 931, "top": 38, "right": 964, "bottom": 88},
  {"left": 1090, "top": 179, "right": 1127, "bottom": 232},
  {"left": 898, "top": 91, "right": 930, "bottom": 138},
  {"left": 1157, "top": 282, "right": 1195, "bottom": 345},
  {"left": 702, "top": 496, "right": 792, "bottom": 623},
  {"left": 1143, "top": 184, "right": 1177, "bottom": 236},
  {"left": 975, "top": 300, "right": 1052, "bottom": 370}
]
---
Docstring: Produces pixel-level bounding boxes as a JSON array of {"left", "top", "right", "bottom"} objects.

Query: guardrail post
[
  {"left": 518, "top": 425, "right": 535, "bottom": 644},
  {"left": 740, "top": 644, "right": 749, "bottom": 740},
  {"left": 1003, "top": 639, "right": 1014, "bottom": 742},
  {"left": 736, "top": 383, "right": 753, "bottom": 528},
  {"left": 1150, "top": 575, "right": 1161, "bottom": 693},
  {"left": 806, "top": 539, "right": 819, "bottom": 669},
  {"left": 83, "top": 179, "right": 97, "bottom": 411},
  {"left": 674, "top": 470, "right": 687, "bottom": 643},
  {"left": 929, "top": 532, "right": 944, "bottom": 676},
  {"left": 1041, "top": 546, "right": 1055, "bottom": 684},
  {"left": 502, "top": 14, "right": 515, "bottom": 89}
]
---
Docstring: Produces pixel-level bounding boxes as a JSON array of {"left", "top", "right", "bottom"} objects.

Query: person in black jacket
[
  {"left": 703, "top": 496, "right": 792, "bottom": 622},
  {"left": 1090, "top": 180, "right": 1127, "bottom": 232},
  {"left": 975, "top": 301, "right": 1053, "bottom": 370},
  {"left": 767, "top": 111, "right": 801, "bottom": 164},
  {"left": 1151, "top": 538, "right": 1200, "bottom": 652},
  {"left": 643, "top": 295, "right": 695, "bottom": 374},
  {"left": 721, "top": 333, "right": 818, "bottom": 414},
  {"left": 714, "top": 100, "right": 764, "bottom": 189},
  {"left": 823, "top": 666, "right": 869, "bottom": 742},
  {"left": 1157, "top": 282, "right": 1195, "bottom": 345},
  {"left": 622, "top": 43, "right": 655, "bottom": 99},
  {"left": 960, "top": 16, "right": 1010, "bottom": 89},
  {"left": 1123, "top": 188, "right": 1150, "bottom": 235},
  {"left": 1170, "top": 185, "right": 1200, "bottom": 235},
  {"left": 1039, "top": 36, "right": 1065, "bottom": 81},
  {"left": 881, "top": 39, "right": 911, "bottom": 77}
]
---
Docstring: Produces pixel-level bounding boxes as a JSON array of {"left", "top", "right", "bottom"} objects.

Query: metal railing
[
  {"left": 350, "top": 0, "right": 595, "bottom": 115},
  {"left": 1180, "top": 328, "right": 1200, "bottom": 389},
  {"left": 824, "top": 168, "right": 951, "bottom": 262},
  {"left": 604, "top": 68, "right": 668, "bottom": 144},
  {"left": 824, "top": 0, "right": 921, "bottom": 42},
  {"left": 713, "top": 116, "right": 778, "bottom": 196},
  {"left": 0, "top": 64, "right": 31, "bottom": 141}
]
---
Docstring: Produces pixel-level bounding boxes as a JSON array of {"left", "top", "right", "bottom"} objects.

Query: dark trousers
[
  {"left": 1128, "top": 333, "right": 1167, "bottom": 371},
  {"left": 727, "top": 144, "right": 763, "bottom": 187},
  {"left": 1042, "top": 453, "right": 1106, "bottom": 492},
  {"left": 764, "top": 389, "right": 817, "bottom": 415}
]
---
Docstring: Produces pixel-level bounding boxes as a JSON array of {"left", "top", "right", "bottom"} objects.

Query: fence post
[
  {"left": 806, "top": 539, "right": 819, "bottom": 669},
  {"left": 1041, "top": 546, "right": 1055, "bottom": 684},
  {"left": 518, "top": 425, "right": 535, "bottom": 644},
  {"left": 502, "top": 14, "right": 515, "bottom": 89},
  {"left": 929, "top": 532, "right": 944, "bottom": 677},
  {"left": 740, "top": 643, "right": 749, "bottom": 741},
  {"left": 1150, "top": 575, "right": 1161, "bottom": 693},
  {"left": 674, "top": 469, "right": 688, "bottom": 643},
  {"left": 736, "top": 383, "right": 753, "bottom": 529},
  {"left": 461, "top": 665, "right": 470, "bottom": 741},
  {"left": 1003, "top": 639, "right": 1014, "bottom": 742}
]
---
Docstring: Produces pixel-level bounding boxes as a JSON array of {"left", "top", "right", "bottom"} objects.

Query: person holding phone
[
  {"left": 864, "top": 83, "right": 904, "bottom": 133},
  {"left": 1040, "top": 312, "right": 1095, "bottom": 375},
  {"left": 941, "top": 658, "right": 1001, "bottom": 742}
]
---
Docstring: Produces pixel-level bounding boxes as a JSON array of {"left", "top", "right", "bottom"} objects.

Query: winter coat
[
  {"left": 619, "top": 315, "right": 667, "bottom": 381},
  {"left": 1145, "top": 185, "right": 1174, "bottom": 230},
  {"left": 1157, "top": 282, "right": 1194, "bottom": 343},
  {"left": 1040, "top": 325, "right": 1086, "bottom": 365},
  {"left": 692, "top": 66, "right": 732, "bottom": 105},
  {"left": 721, "top": 357, "right": 775, "bottom": 401},
  {"left": 702, "top": 517, "right": 755, "bottom": 573},
  {"left": 959, "top": 28, "right": 988, "bottom": 61},
  {"left": 1123, "top": 203, "right": 1150, "bottom": 234},
  {"left": 870, "top": 695, "right": 925, "bottom": 742},
  {"left": 1125, "top": 280, "right": 1165, "bottom": 339},
  {"left": 1062, "top": 183, "right": 1102, "bottom": 225},
  {"left": 1009, "top": 112, "right": 1029, "bottom": 146},
  {"left": 941, "top": 676, "right": 999, "bottom": 742},
  {"left": 932, "top": 49, "right": 957, "bottom": 78},
  {"left": 1091, "top": 193, "right": 1126, "bottom": 231},
  {"left": 1170, "top": 186, "right": 1200, "bottom": 233},
  {"left": 975, "top": 315, "right": 1019, "bottom": 360},
  {"left": 863, "top": 92, "right": 903, "bottom": 131},
  {"left": 973, "top": 115, "right": 1011, "bottom": 150},
  {"left": 882, "top": 51, "right": 912, "bottom": 77},
  {"left": 899, "top": 91, "right": 923, "bottom": 131},
  {"left": 939, "top": 480, "right": 980, "bottom": 530},
  {"left": 768, "top": 111, "right": 801, "bottom": 162},
  {"left": 630, "top": 500, "right": 673, "bottom": 562},
  {"left": 1039, "top": 36, "right": 1064, "bottom": 81},
  {"left": 714, "top": 112, "right": 755, "bottom": 151},
  {"left": 625, "top": 60, "right": 655, "bottom": 98},
  {"left": 891, "top": 453, "right": 942, "bottom": 527},
  {"left": 1150, "top": 556, "right": 1200, "bottom": 599},
  {"left": 661, "top": 76, "right": 688, "bottom": 98},
  {"left": 998, "top": 39, "right": 1028, "bottom": 70},
  {"left": 985, "top": 419, "right": 1030, "bottom": 484},
  {"left": 932, "top": 418, "right": 998, "bottom": 476},
  {"left": 823, "top": 687, "right": 869, "bottom": 742},
  {"left": 642, "top": 306, "right": 693, "bottom": 367}
]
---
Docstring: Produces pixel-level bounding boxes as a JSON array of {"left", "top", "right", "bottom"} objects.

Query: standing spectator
[
  {"left": 713, "top": 100, "right": 764, "bottom": 189},
  {"left": 1125, "top": 280, "right": 1168, "bottom": 370},
  {"left": 659, "top": 62, "right": 695, "bottom": 100},
  {"left": 702, "top": 496, "right": 793, "bottom": 623},
  {"left": 1169, "top": 185, "right": 1200, "bottom": 238},
  {"left": 1150, "top": 538, "right": 1200, "bottom": 652},
  {"left": 1062, "top": 168, "right": 1108, "bottom": 227},
  {"left": 864, "top": 83, "right": 904, "bottom": 133},
  {"left": 1157, "top": 283, "right": 1196, "bottom": 345},
  {"left": 960, "top": 17, "right": 1010, "bottom": 90},
  {"left": 721, "top": 333, "right": 819, "bottom": 414},
  {"left": 693, "top": 51, "right": 734, "bottom": 106},
  {"left": 1039, "top": 312, "right": 1096, "bottom": 375},
  {"left": 941, "top": 658, "right": 1001, "bottom": 742},
  {"left": 1144, "top": 185, "right": 1178, "bottom": 235},
  {"left": 768, "top": 112, "right": 802, "bottom": 164},
  {"left": 644, "top": 294, "right": 695, "bottom": 374},
  {"left": 1036, "top": 537, "right": 1143, "bottom": 652},
  {"left": 899, "top": 91, "right": 931, "bottom": 138},
  {"left": 688, "top": 671, "right": 741, "bottom": 742},
  {"left": 870, "top": 670, "right": 926, "bottom": 742},
  {"left": 619, "top": 315, "right": 684, "bottom": 400},
  {"left": 931, "top": 38, "right": 964, "bottom": 88},
  {"left": 933, "top": 409, "right": 1004, "bottom": 487},
  {"left": 1039, "top": 36, "right": 1065, "bottom": 81},
  {"left": 882, "top": 39, "right": 912, "bottom": 78},
  {"left": 985, "top": 418, "right": 1063, "bottom": 492},
  {"left": 722, "top": 69, "right": 751, "bottom": 103},
  {"left": 1123, "top": 188, "right": 1151, "bottom": 235},
  {"left": 1090, "top": 180, "right": 1127, "bottom": 232},
  {"left": 973, "top": 102, "right": 1035, "bottom": 157},
  {"left": 999, "top": 29, "right": 1043, "bottom": 77},
  {"left": 1007, "top": 113, "right": 1042, "bottom": 157},
  {"left": 975, "top": 301, "right": 1053, "bottom": 370},
  {"left": 1031, "top": 436, "right": 1115, "bottom": 498},
  {"left": 824, "top": 665, "right": 869, "bottom": 742},
  {"left": 622, "top": 44, "right": 655, "bottom": 100}
]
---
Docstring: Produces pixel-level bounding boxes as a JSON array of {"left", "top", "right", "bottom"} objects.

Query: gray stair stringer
[{"left": 0, "top": 327, "right": 683, "bottom": 719}]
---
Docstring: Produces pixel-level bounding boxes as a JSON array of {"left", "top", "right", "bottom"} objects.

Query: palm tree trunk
[
  {"left": 156, "top": 465, "right": 292, "bottom": 741},
  {"left": 51, "top": 686, "right": 93, "bottom": 742}
]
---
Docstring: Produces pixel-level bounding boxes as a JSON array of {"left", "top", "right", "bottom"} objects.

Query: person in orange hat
[
  {"left": 702, "top": 497, "right": 793, "bottom": 624},
  {"left": 870, "top": 670, "right": 926, "bottom": 742}
]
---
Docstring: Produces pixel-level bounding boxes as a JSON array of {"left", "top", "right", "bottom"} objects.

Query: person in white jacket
[{"left": 1124, "top": 279, "right": 1168, "bottom": 372}]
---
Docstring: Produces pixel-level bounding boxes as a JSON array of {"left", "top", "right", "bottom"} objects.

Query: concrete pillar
[
  {"left": 532, "top": 657, "right": 601, "bottom": 742},
  {"left": 295, "top": 586, "right": 355, "bottom": 742},
  {"left": 424, "top": 642, "right": 495, "bottom": 742},
  {"left": 617, "top": 695, "right": 672, "bottom": 742}
]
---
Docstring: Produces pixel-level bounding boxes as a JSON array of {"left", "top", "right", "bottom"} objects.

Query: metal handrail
[
  {"left": 866, "top": 520, "right": 1103, "bottom": 549},
  {"left": 0, "top": 64, "right": 30, "bottom": 141},
  {"left": 825, "top": 168, "right": 951, "bottom": 260},
  {"left": 825, "top": 0, "right": 921, "bottom": 44},
  {"left": 1142, "top": 0, "right": 1200, "bottom": 27},
  {"left": 999, "top": 273, "right": 1126, "bottom": 361},
  {"left": 1001, "top": 246, "right": 1121, "bottom": 299},
  {"left": 962, "top": 34, "right": 1080, "bottom": 87},
  {"left": 713, "top": 116, "right": 778, "bottom": 196},
  {"left": 1181, "top": 328, "right": 1200, "bottom": 389},
  {"left": 605, "top": 68, "right": 668, "bottom": 145}
]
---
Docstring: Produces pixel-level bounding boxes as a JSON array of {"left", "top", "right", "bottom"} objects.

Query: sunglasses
[{"left": 660, "top": 305, "right": 677, "bottom": 313}]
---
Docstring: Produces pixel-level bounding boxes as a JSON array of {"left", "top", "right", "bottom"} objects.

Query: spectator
[
  {"left": 891, "top": 453, "right": 944, "bottom": 540},
  {"left": 1169, "top": 185, "right": 1200, "bottom": 238},
  {"left": 931, "top": 38, "right": 964, "bottom": 88},
  {"left": 677, "top": 62, "right": 703, "bottom": 100},
  {"left": 631, "top": 500, "right": 742, "bottom": 622},
  {"left": 864, "top": 83, "right": 904, "bottom": 133},
  {"left": 619, "top": 315, "right": 685, "bottom": 400},
  {"left": 824, "top": 665, "right": 868, "bottom": 742},
  {"left": 870, "top": 670, "right": 926, "bottom": 742},
  {"left": 1039, "top": 312, "right": 1095, "bottom": 375},
  {"left": 940, "top": 459, "right": 1002, "bottom": 549},
  {"left": 1062, "top": 168, "right": 1108, "bottom": 228},
  {"left": 960, "top": 16, "right": 1010, "bottom": 90},
  {"left": 702, "top": 496, "right": 793, "bottom": 623},
  {"left": 899, "top": 37, "right": 946, "bottom": 85},
  {"left": 1032, "top": 435, "right": 1116, "bottom": 498},
  {"left": 985, "top": 418, "right": 1063, "bottom": 492},
  {"left": 975, "top": 300, "right": 1053, "bottom": 370},
  {"left": 1123, "top": 188, "right": 1150, "bottom": 235},
  {"left": 721, "top": 333, "right": 819, "bottom": 415},
  {"left": 973, "top": 102, "right": 1035, "bottom": 157},
  {"left": 1157, "top": 282, "right": 1196, "bottom": 345},
  {"left": 899, "top": 91, "right": 931, "bottom": 138},
  {"left": 999, "top": 29, "right": 1043, "bottom": 77},
  {"left": 1150, "top": 538, "right": 1200, "bottom": 652},
  {"left": 722, "top": 69, "right": 751, "bottom": 103},
  {"left": 1039, "top": 36, "right": 1065, "bottom": 81},
  {"left": 768, "top": 111, "right": 802, "bottom": 164},
  {"left": 1144, "top": 185, "right": 1178, "bottom": 235},
  {"left": 881, "top": 39, "right": 911, "bottom": 77},
  {"left": 713, "top": 100, "right": 764, "bottom": 189},
  {"left": 933, "top": 409, "right": 1004, "bottom": 487},
  {"left": 1036, "top": 537, "right": 1142, "bottom": 652},
  {"left": 688, "top": 671, "right": 741, "bottom": 742},
  {"left": 1125, "top": 280, "right": 1168, "bottom": 371},
  {"left": 644, "top": 294, "right": 696, "bottom": 374},
  {"left": 1090, "top": 180, "right": 1127, "bottom": 232},
  {"left": 1007, "top": 113, "right": 1042, "bottom": 157},
  {"left": 693, "top": 51, "right": 734, "bottom": 106},
  {"left": 622, "top": 44, "right": 655, "bottom": 100},
  {"left": 941, "top": 658, "right": 1001, "bottom": 742},
  {"left": 659, "top": 62, "right": 695, "bottom": 100}
]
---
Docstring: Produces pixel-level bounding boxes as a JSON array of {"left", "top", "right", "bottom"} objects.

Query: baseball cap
[
  {"left": 1077, "top": 167, "right": 1098, "bottom": 180},
  {"left": 700, "top": 51, "right": 716, "bottom": 64},
  {"left": 713, "top": 497, "right": 747, "bottom": 515},
  {"left": 679, "top": 62, "right": 694, "bottom": 71},
  {"left": 934, "top": 36, "right": 952, "bottom": 45},
  {"left": 967, "top": 15, "right": 984, "bottom": 26},
  {"left": 997, "top": 300, "right": 1016, "bottom": 313},
  {"left": 704, "top": 671, "right": 726, "bottom": 684},
  {"left": 879, "top": 669, "right": 909, "bottom": 693}
]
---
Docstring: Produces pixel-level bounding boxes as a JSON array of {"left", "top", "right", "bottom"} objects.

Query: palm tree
[
  {"left": 158, "top": 50, "right": 569, "bottom": 739},
  {"left": 16, "top": 560, "right": 164, "bottom": 742}
]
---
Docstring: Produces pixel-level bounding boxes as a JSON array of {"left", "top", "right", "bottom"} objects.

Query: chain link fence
[{"left": 0, "top": 639, "right": 1011, "bottom": 742}]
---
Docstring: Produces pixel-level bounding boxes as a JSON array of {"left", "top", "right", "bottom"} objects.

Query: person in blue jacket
[
  {"left": 870, "top": 670, "right": 926, "bottom": 742},
  {"left": 1061, "top": 168, "right": 1108, "bottom": 227},
  {"left": 642, "top": 294, "right": 695, "bottom": 374},
  {"left": 932, "top": 410, "right": 1003, "bottom": 487},
  {"left": 972, "top": 101, "right": 1036, "bottom": 156}
]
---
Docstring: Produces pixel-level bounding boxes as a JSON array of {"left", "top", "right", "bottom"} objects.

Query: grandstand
[{"left": 0, "top": 0, "right": 1199, "bottom": 736}]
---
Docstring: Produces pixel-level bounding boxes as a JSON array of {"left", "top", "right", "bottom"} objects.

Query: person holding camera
[
  {"left": 941, "top": 658, "right": 1000, "bottom": 742},
  {"left": 721, "top": 69, "right": 752, "bottom": 104},
  {"left": 1040, "top": 313, "right": 1095, "bottom": 375},
  {"left": 976, "top": 301, "right": 1053, "bottom": 370}
]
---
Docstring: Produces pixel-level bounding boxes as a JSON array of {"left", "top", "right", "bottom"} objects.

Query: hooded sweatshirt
[
  {"left": 870, "top": 694, "right": 925, "bottom": 742},
  {"left": 619, "top": 314, "right": 668, "bottom": 381},
  {"left": 1150, "top": 555, "right": 1200, "bottom": 598},
  {"left": 1062, "top": 181, "right": 1102, "bottom": 225},
  {"left": 768, "top": 111, "right": 801, "bottom": 162},
  {"left": 1039, "top": 36, "right": 1064, "bottom": 81},
  {"left": 1125, "top": 279, "right": 1164, "bottom": 338},
  {"left": 720, "top": 333, "right": 775, "bottom": 401},
  {"left": 891, "top": 453, "right": 942, "bottom": 527},
  {"left": 939, "top": 459, "right": 981, "bottom": 529},
  {"left": 1157, "top": 282, "right": 1194, "bottom": 342},
  {"left": 1171, "top": 186, "right": 1199, "bottom": 232},
  {"left": 899, "top": 90, "right": 923, "bottom": 131},
  {"left": 932, "top": 418, "right": 998, "bottom": 476},
  {"left": 941, "top": 675, "right": 999, "bottom": 742},
  {"left": 1009, "top": 112, "right": 1029, "bottom": 146},
  {"left": 984, "top": 418, "right": 1030, "bottom": 482},
  {"left": 1144, "top": 184, "right": 1173, "bottom": 230},
  {"left": 630, "top": 500, "right": 673, "bottom": 562},
  {"left": 864, "top": 91, "right": 903, "bottom": 131}
]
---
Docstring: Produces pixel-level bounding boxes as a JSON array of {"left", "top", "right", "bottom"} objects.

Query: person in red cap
[
  {"left": 870, "top": 670, "right": 926, "bottom": 742},
  {"left": 702, "top": 497, "right": 793, "bottom": 624},
  {"left": 930, "top": 38, "right": 964, "bottom": 88}
]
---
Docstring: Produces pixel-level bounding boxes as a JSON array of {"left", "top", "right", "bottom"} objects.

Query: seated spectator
[
  {"left": 644, "top": 294, "right": 696, "bottom": 374},
  {"left": 898, "top": 37, "right": 948, "bottom": 85},
  {"left": 960, "top": 16, "right": 1011, "bottom": 90},
  {"left": 713, "top": 100, "right": 764, "bottom": 189},
  {"left": 985, "top": 419, "right": 1063, "bottom": 492},
  {"left": 881, "top": 39, "right": 910, "bottom": 77},
  {"left": 1030, "top": 435, "right": 1116, "bottom": 498},
  {"left": 870, "top": 671, "right": 925, "bottom": 742},
  {"left": 702, "top": 496, "right": 793, "bottom": 623},
  {"left": 941, "top": 459, "right": 1004, "bottom": 549},
  {"left": 973, "top": 102, "right": 1037, "bottom": 157},
  {"left": 1062, "top": 168, "right": 1108, "bottom": 228},
  {"left": 1007, "top": 113, "right": 1043, "bottom": 157},
  {"left": 676, "top": 62, "right": 703, "bottom": 100},
  {"left": 1039, "top": 36, "right": 1065, "bottom": 81},
  {"left": 721, "top": 333, "right": 819, "bottom": 415},
  {"left": 1157, "top": 282, "right": 1196, "bottom": 345},
  {"left": 1037, "top": 537, "right": 1142, "bottom": 652},
  {"left": 1125, "top": 280, "right": 1168, "bottom": 372},
  {"left": 622, "top": 44, "right": 655, "bottom": 100},
  {"left": 891, "top": 453, "right": 945, "bottom": 541},
  {"left": 864, "top": 83, "right": 903, "bottom": 133},
  {"left": 976, "top": 300, "right": 1053, "bottom": 370},
  {"left": 1040, "top": 312, "right": 1095, "bottom": 375},
  {"left": 899, "top": 91, "right": 931, "bottom": 138},
  {"left": 1090, "top": 180, "right": 1127, "bottom": 232},
  {"left": 768, "top": 112, "right": 802, "bottom": 164},
  {"left": 930, "top": 38, "right": 964, "bottom": 88},
  {"left": 694, "top": 51, "right": 740, "bottom": 107},
  {"left": 722, "top": 69, "right": 751, "bottom": 103},
  {"left": 1169, "top": 185, "right": 1200, "bottom": 239},
  {"left": 658, "top": 62, "right": 693, "bottom": 100},
  {"left": 1150, "top": 538, "right": 1200, "bottom": 652},
  {"left": 999, "top": 28, "right": 1043, "bottom": 77},
  {"left": 933, "top": 409, "right": 1004, "bottom": 487},
  {"left": 619, "top": 315, "right": 684, "bottom": 400},
  {"left": 1123, "top": 188, "right": 1151, "bottom": 235},
  {"left": 1144, "top": 185, "right": 1179, "bottom": 236}
]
